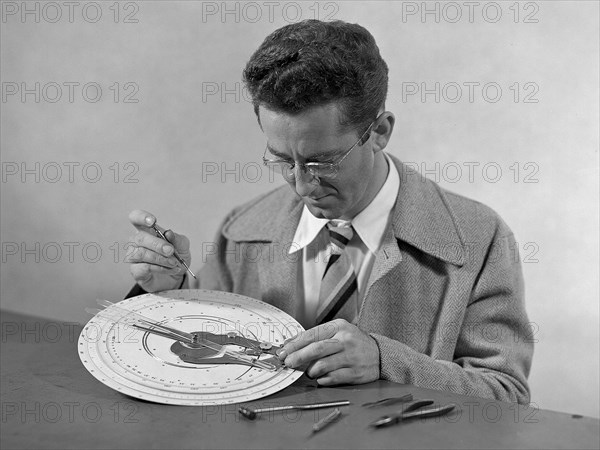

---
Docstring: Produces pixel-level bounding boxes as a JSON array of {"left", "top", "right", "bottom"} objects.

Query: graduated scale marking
[
  {"left": 89, "top": 299, "right": 282, "bottom": 371},
  {"left": 78, "top": 290, "right": 304, "bottom": 406}
]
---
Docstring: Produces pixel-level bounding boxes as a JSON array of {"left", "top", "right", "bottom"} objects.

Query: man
[{"left": 127, "top": 20, "right": 533, "bottom": 404}]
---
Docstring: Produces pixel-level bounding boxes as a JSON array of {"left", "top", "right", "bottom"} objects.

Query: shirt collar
[
  {"left": 289, "top": 205, "right": 329, "bottom": 253},
  {"left": 223, "top": 154, "right": 465, "bottom": 266},
  {"left": 352, "top": 152, "right": 399, "bottom": 253},
  {"left": 290, "top": 152, "right": 399, "bottom": 254}
]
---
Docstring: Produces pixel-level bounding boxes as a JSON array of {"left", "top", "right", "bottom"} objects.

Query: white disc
[{"left": 78, "top": 289, "right": 305, "bottom": 405}]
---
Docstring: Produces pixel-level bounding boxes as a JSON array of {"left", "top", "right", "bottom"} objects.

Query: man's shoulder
[
  {"left": 432, "top": 176, "right": 505, "bottom": 222},
  {"left": 230, "top": 185, "right": 297, "bottom": 214},
  {"left": 219, "top": 185, "right": 302, "bottom": 241},
  {"left": 390, "top": 155, "right": 515, "bottom": 254},
  {"left": 393, "top": 156, "right": 500, "bottom": 217},
  {"left": 442, "top": 185, "right": 513, "bottom": 239}
]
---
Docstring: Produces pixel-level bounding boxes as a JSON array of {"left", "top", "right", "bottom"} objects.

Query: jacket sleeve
[{"left": 370, "top": 230, "right": 534, "bottom": 404}]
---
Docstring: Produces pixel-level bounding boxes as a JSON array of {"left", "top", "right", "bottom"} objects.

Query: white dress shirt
[{"left": 290, "top": 153, "right": 400, "bottom": 328}]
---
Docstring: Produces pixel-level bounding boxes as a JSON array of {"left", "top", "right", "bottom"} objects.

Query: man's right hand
[{"left": 126, "top": 209, "right": 192, "bottom": 292}]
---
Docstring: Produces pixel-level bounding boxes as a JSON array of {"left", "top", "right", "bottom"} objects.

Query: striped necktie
[{"left": 315, "top": 221, "right": 358, "bottom": 325}]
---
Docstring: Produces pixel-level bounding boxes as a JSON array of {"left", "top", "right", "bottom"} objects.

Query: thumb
[{"left": 164, "top": 229, "right": 191, "bottom": 255}]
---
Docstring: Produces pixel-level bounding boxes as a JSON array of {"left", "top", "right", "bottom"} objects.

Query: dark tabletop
[{"left": 1, "top": 310, "right": 598, "bottom": 449}]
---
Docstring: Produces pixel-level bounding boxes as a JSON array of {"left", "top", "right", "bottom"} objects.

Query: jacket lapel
[
  {"left": 389, "top": 155, "right": 466, "bottom": 266},
  {"left": 359, "top": 156, "right": 466, "bottom": 321},
  {"left": 259, "top": 200, "right": 303, "bottom": 316},
  {"left": 221, "top": 155, "right": 468, "bottom": 323},
  {"left": 221, "top": 188, "right": 303, "bottom": 316}
]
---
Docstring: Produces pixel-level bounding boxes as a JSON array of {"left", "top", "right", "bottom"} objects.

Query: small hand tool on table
[
  {"left": 239, "top": 400, "right": 350, "bottom": 420},
  {"left": 312, "top": 408, "right": 342, "bottom": 433},
  {"left": 369, "top": 399, "right": 457, "bottom": 428},
  {"left": 362, "top": 393, "right": 413, "bottom": 408}
]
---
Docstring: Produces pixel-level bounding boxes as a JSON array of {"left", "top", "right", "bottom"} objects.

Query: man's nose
[{"left": 292, "top": 167, "right": 318, "bottom": 197}]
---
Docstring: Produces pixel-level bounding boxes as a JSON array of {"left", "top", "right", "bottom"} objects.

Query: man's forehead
[
  {"left": 258, "top": 103, "right": 348, "bottom": 135},
  {"left": 260, "top": 104, "right": 358, "bottom": 158}
]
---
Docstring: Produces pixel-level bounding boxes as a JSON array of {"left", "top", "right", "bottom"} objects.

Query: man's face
[{"left": 259, "top": 103, "right": 387, "bottom": 220}]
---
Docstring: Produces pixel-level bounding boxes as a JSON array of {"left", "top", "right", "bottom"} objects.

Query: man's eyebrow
[
  {"left": 266, "top": 144, "right": 343, "bottom": 161},
  {"left": 310, "top": 151, "right": 341, "bottom": 160},
  {"left": 265, "top": 145, "right": 289, "bottom": 159}
]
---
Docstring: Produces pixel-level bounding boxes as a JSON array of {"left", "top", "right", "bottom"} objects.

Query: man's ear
[
  {"left": 371, "top": 112, "right": 395, "bottom": 153},
  {"left": 255, "top": 104, "right": 264, "bottom": 130}
]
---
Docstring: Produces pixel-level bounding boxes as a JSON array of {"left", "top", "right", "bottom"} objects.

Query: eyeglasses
[{"left": 262, "top": 118, "right": 377, "bottom": 184}]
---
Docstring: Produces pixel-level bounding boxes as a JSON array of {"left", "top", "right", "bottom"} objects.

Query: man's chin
[{"left": 304, "top": 202, "right": 341, "bottom": 220}]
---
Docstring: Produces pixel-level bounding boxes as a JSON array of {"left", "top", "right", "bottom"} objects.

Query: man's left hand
[{"left": 276, "top": 319, "right": 380, "bottom": 385}]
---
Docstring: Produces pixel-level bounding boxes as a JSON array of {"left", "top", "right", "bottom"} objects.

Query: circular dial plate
[{"left": 78, "top": 289, "right": 305, "bottom": 405}]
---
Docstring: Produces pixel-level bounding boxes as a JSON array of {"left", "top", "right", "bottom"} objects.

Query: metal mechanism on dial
[
  {"left": 79, "top": 290, "right": 304, "bottom": 405},
  {"left": 170, "top": 331, "right": 283, "bottom": 370},
  {"left": 90, "top": 299, "right": 283, "bottom": 371}
]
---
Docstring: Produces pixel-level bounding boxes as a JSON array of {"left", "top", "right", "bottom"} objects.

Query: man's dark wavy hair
[{"left": 242, "top": 20, "right": 388, "bottom": 133}]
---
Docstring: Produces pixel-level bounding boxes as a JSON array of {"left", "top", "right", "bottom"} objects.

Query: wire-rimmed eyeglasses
[{"left": 262, "top": 118, "right": 377, "bottom": 184}]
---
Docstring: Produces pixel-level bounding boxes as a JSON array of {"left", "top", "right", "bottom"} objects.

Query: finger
[
  {"left": 126, "top": 245, "right": 181, "bottom": 268},
  {"left": 280, "top": 324, "right": 303, "bottom": 344},
  {"left": 283, "top": 337, "right": 343, "bottom": 369},
  {"left": 130, "top": 230, "right": 176, "bottom": 258},
  {"left": 130, "top": 262, "right": 184, "bottom": 283},
  {"left": 280, "top": 320, "right": 343, "bottom": 355},
  {"left": 305, "top": 352, "right": 348, "bottom": 379},
  {"left": 129, "top": 209, "right": 156, "bottom": 230},
  {"left": 315, "top": 367, "right": 358, "bottom": 386}
]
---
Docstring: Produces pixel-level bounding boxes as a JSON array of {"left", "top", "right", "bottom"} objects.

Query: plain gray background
[{"left": 1, "top": 1, "right": 598, "bottom": 418}]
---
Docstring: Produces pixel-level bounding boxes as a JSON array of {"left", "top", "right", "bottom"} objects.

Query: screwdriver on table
[{"left": 239, "top": 400, "right": 350, "bottom": 420}]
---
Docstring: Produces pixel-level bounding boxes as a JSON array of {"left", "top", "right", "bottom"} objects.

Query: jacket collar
[
  {"left": 221, "top": 187, "right": 303, "bottom": 248},
  {"left": 388, "top": 154, "right": 465, "bottom": 266},
  {"left": 222, "top": 154, "right": 465, "bottom": 266}
]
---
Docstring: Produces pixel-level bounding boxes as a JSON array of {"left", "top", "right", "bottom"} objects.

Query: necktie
[{"left": 316, "top": 221, "right": 358, "bottom": 325}]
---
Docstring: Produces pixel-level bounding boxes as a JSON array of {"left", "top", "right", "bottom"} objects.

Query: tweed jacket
[{"left": 191, "top": 155, "right": 533, "bottom": 404}]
